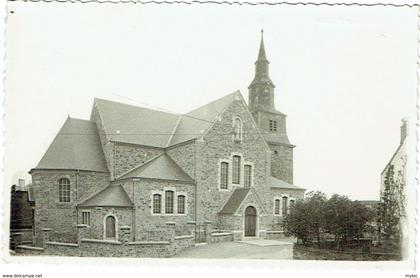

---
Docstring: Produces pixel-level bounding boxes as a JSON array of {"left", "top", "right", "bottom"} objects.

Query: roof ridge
[
  {"left": 115, "top": 153, "right": 164, "bottom": 180},
  {"left": 166, "top": 115, "right": 183, "bottom": 147},
  {"left": 94, "top": 97, "right": 179, "bottom": 117},
  {"left": 185, "top": 91, "right": 239, "bottom": 116}
]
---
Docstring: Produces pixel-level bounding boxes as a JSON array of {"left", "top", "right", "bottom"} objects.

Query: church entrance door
[{"left": 244, "top": 206, "right": 257, "bottom": 237}]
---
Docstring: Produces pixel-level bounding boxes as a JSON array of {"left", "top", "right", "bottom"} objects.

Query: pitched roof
[
  {"left": 78, "top": 185, "right": 133, "bottom": 207},
  {"left": 94, "top": 98, "right": 180, "bottom": 148},
  {"left": 94, "top": 92, "right": 239, "bottom": 148},
  {"left": 117, "top": 153, "right": 194, "bottom": 183},
  {"left": 268, "top": 176, "right": 305, "bottom": 190},
  {"left": 219, "top": 188, "right": 251, "bottom": 214},
  {"left": 33, "top": 117, "right": 108, "bottom": 172}
]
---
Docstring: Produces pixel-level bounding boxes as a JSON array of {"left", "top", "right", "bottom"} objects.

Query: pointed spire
[{"left": 257, "top": 29, "right": 267, "bottom": 61}]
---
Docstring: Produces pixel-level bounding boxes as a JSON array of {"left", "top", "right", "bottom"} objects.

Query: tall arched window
[
  {"left": 153, "top": 194, "right": 162, "bottom": 214},
  {"left": 282, "top": 196, "right": 288, "bottom": 216},
  {"left": 233, "top": 117, "right": 242, "bottom": 142},
  {"left": 274, "top": 199, "right": 280, "bottom": 215},
  {"left": 220, "top": 162, "right": 229, "bottom": 189},
  {"left": 177, "top": 195, "right": 186, "bottom": 214},
  {"left": 58, "top": 178, "right": 71, "bottom": 203},
  {"left": 165, "top": 190, "right": 174, "bottom": 214},
  {"left": 232, "top": 155, "right": 241, "bottom": 184}
]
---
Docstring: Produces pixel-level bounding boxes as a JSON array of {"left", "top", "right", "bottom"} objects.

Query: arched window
[
  {"left": 233, "top": 117, "right": 242, "bottom": 142},
  {"left": 232, "top": 155, "right": 241, "bottom": 184},
  {"left": 220, "top": 162, "right": 229, "bottom": 189},
  {"left": 282, "top": 196, "right": 288, "bottom": 216},
  {"left": 153, "top": 194, "right": 162, "bottom": 214},
  {"left": 165, "top": 190, "right": 174, "bottom": 214},
  {"left": 244, "top": 165, "right": 252, "bottom": 188},
  {"left": 274, "top": 199, "right": 280, "bottom": 215},
  {"left": 58, "top": 178, "right": 71, "bottom": 203},
  {"left": 177, "top": 195, "right": 186, "bottom": 214},
  {"left": 105, "top": 215, "right": 116, "bottom": 239}
]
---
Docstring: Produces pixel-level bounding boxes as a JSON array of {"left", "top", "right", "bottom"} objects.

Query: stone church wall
[
  {"left": 166, "top": 142, "right": 196, "bottom": 179},
  {"left": 31, "top": 170, "right": 110, "bottom": 246},
  {"left": 195, "top": 97, "right": 271, "bottom": 225},
  {"left": 113, "top": 143, "right": 163, "bottom": 178},
  {"left": 269, "top": 144, "right": 294, "bottom": 184},
  {"left": 118, "top": 179, "right": 195, "bottom": 241}
]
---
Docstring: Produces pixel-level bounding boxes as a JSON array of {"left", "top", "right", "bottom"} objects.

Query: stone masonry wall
[
  {"left": 31, "top": 170, "right": 110, "bottom": 245},
  {"left": 113, "top": 143, "right": 163, "bottom": 178},
  {"left": 118, "top": 179, "right": 195, "bottom": 241},
  {"left": 77, "top": 207, "right": 133, "bottom": 241},
  {"left": 194, "top": 96, "right": 272, "bottom": 225},
  {"left": 167, "top": 142, "right": 196, "bottom": 179},
  {"left": 269, "top": 144, "right": 294, "bottom": 184}
]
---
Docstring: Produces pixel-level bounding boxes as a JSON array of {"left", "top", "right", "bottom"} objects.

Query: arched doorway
[
  {"left": 244, "top": 206, "right": 257, "bottom": 237},
  {"left": 105, "top": 215, "right": 116, "bottom": 239}
]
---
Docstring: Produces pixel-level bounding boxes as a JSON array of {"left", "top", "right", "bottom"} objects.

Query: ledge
[
  {"left": 128, "top": 241, "right": 170, "bottom": 246},
  {"left": 175, "top": 235, "right": 194, "bottom": 240},
  {"left": 266, "top": 231, "right": 285, "bottom": 234},
  {"left": 211, "top": 232, "right": 233, "bottom": 237},
  {"left": 41, "top": 228, "right": 52, "bottom": 232},
  {"left": 46, "top": 242, "right": 78, "bottom": 247},
  {"left": 16, "top": 245, "right": 44, "bottom": 251},
  {"left": 81, "top": 239, "right": 122, "bottom": 245}
]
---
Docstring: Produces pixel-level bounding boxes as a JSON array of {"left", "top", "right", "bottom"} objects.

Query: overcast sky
[{"left": 5, "top": 2, "right": 417, "bottom": 200}]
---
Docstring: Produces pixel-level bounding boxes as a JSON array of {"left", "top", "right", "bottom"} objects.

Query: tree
[{"left": 283, "top": 191, "right": 327, "bottom": 246}]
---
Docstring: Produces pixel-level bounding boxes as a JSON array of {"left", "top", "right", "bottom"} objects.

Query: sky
[{"left": 5, "top": 2, "right": 417, "bottom": 200}]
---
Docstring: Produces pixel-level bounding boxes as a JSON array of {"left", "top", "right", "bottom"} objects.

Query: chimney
[{"left": 400, "top": 119, "right": 408, "bottom": 144}]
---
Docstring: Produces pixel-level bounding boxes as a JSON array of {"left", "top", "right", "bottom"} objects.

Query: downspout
[
  {"left": 75, "top": 169, "right": 80, "bottom": 225},
  {"left": 194, "top": 140, "right": 198, "bottom": 224},
  {"left": 132, "top": 178, "right": 136, "bottom": 241}
]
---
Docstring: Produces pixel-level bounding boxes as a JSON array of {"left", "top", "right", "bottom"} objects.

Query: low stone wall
[
  {"left": 209, "top": 232, "right": 234, "bottom": 244},
  {"left": 265, "top": 231, "right": 286, "bottom": 240},
  {"left": 16, "top": 222, "right": 195, "bottom": 258}
]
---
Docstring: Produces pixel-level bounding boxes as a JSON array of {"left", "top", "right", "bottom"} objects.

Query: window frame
[
  {"left": 177, "top": 195, "right": 186, "bottom": 214},
  {"left": 165, "top": 190, "right": 174, "bottom": 214},
  {"left": 232, "top": 155, "right": 241, "bottom": 185},
  {"left": 81, "top": 211, "right": 91, "bottom": 226},
  {"left": 220, "top": 162, "right": 229, "bottom": 190},
  {"left": 58, "top": 178, "right": 71, "bottom": 203},
  {"left": 281, "top": 196, "right": 288, "bottom": 216},
  {"left": 244, "top": 164, "right": 252, "bottom": 188},
  {"left": 152, "top": 193, "right": 162, "bottom": 214},
  {"left": 274, "top": 198, "right": 281, "bottom": 215}
]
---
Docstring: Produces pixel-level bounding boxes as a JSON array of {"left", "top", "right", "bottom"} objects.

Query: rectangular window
[
  {"left": 244, "top": 165, "right": 252, "bottom": 188},
  {"left": 274, "top": 199, "right": 280, "bottom": 215},
  {"left": 153, "top": 194, "right": 161, "bottom": 214},
  {"left": 165, "top": 191, "right": 174, "bottom": 214},
  {"left": 177, "top": 195, "right": 186, "bottom": 214},
  {"left": 269, "top": 120, "right": 277, "bottom": 132},
  {"left": 220, "top": 162, "right": 229, "bottom": 189},
  {"left": 282, "top": 196, "right": 288, "bottom": 216},
  {"left": 82, "top": 211, "right": 90, "bottom": 226},
  {"left": 232, "top": 155, "right": 241, "bottom": 184}
]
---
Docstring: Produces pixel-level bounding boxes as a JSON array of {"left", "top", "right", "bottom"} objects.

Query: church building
[{"left": 29, "top": 33, "right": 305, "bottom": 246}]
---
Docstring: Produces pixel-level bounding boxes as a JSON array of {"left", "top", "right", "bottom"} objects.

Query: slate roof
[
  {"left": 94, "top": 92, "right": 239, "bottom": 148},
  {"left": 219, "top": 188, "right": 251, "bottom": 214},
  {"left": 78, "top": 185, "right": 133, "bottom": 207},
  {"left": 268, "top": 176, "right": 305, "bottom": 190},
  {"left": 117, "top": 153, "right": 194, "bottom": 183},
  {"left": 33, "top": 117, "right": 108, "bottom": 172}
]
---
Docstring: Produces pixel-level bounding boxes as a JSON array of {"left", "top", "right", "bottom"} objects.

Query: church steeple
[{"left": 249, "top": 30, "right": 275, "bottom": 112}]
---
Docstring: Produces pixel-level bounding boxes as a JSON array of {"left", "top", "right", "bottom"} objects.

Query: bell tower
[{"left": 248, "top": 30, "right": 295, "bottom": 184}]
